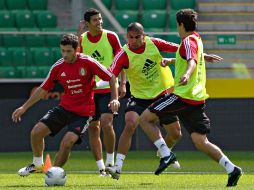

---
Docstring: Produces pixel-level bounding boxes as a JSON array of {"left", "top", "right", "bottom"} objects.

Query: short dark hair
[
  {"left": 84, "top": 8, "right": 100, "bottom": 22},
  {"left": 176, "top": 9, "right": 197, "bottom": 32},
  {"left": 127, "top": 22, "right": 144, "bottom": 34},
  {"left": 60, "top": 34, "right": 79, "bottom": 49}
]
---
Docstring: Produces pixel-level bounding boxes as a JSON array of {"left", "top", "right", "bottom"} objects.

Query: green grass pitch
[{"left": 0, "top": 151, "right": 253, "bottom": 189}]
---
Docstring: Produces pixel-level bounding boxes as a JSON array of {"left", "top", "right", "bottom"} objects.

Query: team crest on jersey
[{"left": 80, "top": 68, "right": 86, "bottom": 76}]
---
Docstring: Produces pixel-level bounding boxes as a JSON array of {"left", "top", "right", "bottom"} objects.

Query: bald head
[{"left": 127, "top": 22, "right": 144, "bottom": 34}]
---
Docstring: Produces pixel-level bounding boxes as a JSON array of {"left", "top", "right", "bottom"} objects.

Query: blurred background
[{"left": 0, "top": 0, "right": 253, "bottom": 152}]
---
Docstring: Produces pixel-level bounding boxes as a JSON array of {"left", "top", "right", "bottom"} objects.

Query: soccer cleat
[
  {"left": 226, "top": 166, "right": 242, "bottom": 187},
  {"left": 105, "top": 165, "right": 121, "bottom": 180},
  {"left": 18, "top": 164, "right": 44, "bottom": 177},
  {"left": 157, "top": 150, "right": 180, "bottom": 169},
  {"left": 155, "top": 152, "right": 176, "bottom": 175},
  {"left": 99, "top": 169, "right": 111, "bottom": 177}
]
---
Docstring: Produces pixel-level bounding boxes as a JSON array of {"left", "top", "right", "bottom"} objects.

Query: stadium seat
[
  {"left": 20, "top": 28, "right": 46, "bottom": 47},
  {"left": 163, "top": 34, "right": 181, "bottom": 44},
  {"left": 2, "top": 28, "right": 25, "bottom": 47},
  {"left": 27, "top": 0, "right": 47, "bottom": 10},
  {"left": 0, "top": 48, "right": 12, "bottom": 66},
  {"left": 114, "top": 10, "right": 139, "bottom": 27},
  {"left": 9, "top": 47, "right": 33, "bottom": 66},
  {"left": 141, "top": 10, "right": 166, "bottom": 29},
  {"left": 169, "top": 10, "right": 177, "bottom": 31},
  {"left": 51, "top": 47, "right": 62, "bottom": 62},
  {"left": 34, "top": 10, "right": 57, "bottom": 28},
  {"left": 101, "top": 0, "right": 112, "bottom": 9},
  {"left": 31, "top": 47, "right": 53, "bottom": 66},
  {"left": 14, "top": 10, "right": 36, "bottom": 28},
  {"left": 5, "top": 0, "right": 27, "bottom": 10},
  {"left": 115, "top": 0, "right": 139, "bottom": 10},
  {"left": 42, "top": 28, "right": 62, "bottom": 47},
  {"left": 142, "top": 0, "right": 167, "bottom": 10},
  {"left": 0, "top": 0, "right": 5, "bottom": 9},
  {"left": 0, "top": 10, "right": 15, "bottom": 27},
  {"left": 25, "top": 66, "right": 41, "bottom": 78},
  {"left": 0, "top": 66, "right": 20, "bottom": 78},
  {"left": 170, "top": 0, "right": 196, "bottom": 10},
  {"left": 38, "top": 66, "right": 50, "bottom": 77}
]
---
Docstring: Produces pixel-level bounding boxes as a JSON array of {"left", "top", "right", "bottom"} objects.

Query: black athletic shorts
[
  {"left": 148, "top": 94, "right": 211, "bottom": 134},
  {"left": 125, "top": 94, "right": 178, "bottom": 125},
  {"left": 39, "top": 105, "right": 93, "bottom": 144},
  {"left": 92, "top": 92, "right": 113, "bottom": 121}
]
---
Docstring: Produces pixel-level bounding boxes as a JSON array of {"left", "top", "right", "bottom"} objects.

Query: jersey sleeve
[
  {"left": 107, "top": 31, "right": 122, "bottom": 56},
  {"left": 151, "top": 37, "right": 179, "bottom": 52},
  {"left": 40, "top": 65, "right": 57, "bottom": 91},
  {"left": 87, "top": 57, "right": 113, "bottom": 81},
  {"left": 109, "top": 50, "right": 129, "bottom": 77},
  {"left": 179, "top": 36, "right": 198, "bottom": 63}
]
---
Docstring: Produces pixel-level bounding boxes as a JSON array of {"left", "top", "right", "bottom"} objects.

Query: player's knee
[
  {"left": 88, "top": 121, "right": 100, "bottom": 135},
  {"left": 60, "top": 138, "right": 75, "bottom": 151},
  {"left": 124, "top": 120, "right": 137, "bottom": 135},
  {"left": 31, "top": 123, "right": 47, "bottom": 138}
]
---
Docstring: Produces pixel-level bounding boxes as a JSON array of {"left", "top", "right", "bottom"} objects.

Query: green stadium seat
[
  {"left": 14, "top": 10, "right": 36, "bottom": 28},
  {"left": 0, "top": 48, "right": 12, "bottom": 66},
  {"left": 115, "top": 0, "right": 139, "bottom": 10},
  {"left": 0, "top": 66, "right": 20, "bottom": 78},
  {"left": 6, "top": 0, "right": 27, "bottom": 10},
  {"left": 2, "top": 28, "right": 25, "bottom": 47},
  {"left": 0, "top": 10, "right": 15, "bottom": 27},
  {"left": 170, "top": 0, "right": 196, "bottom": 10},
  {"left": 169, "top": 10, "right": 177, "bottom": 31},
  {"left": 51, "top": 47, "right": 62, "bottom": 62},
  {"left": 42, "top": 28, "right": 62, "bottom": 47},
  {"left": 142, "top": 0, "right": 167, "bottom": 10},
  {"left": 34, "top": 10, "right": 57, "bottom": 28},
  {"left": 25, "top": 66, "right": 41, "bottom": 78},
  {"left": 163, "top": 34, "right": 181, "bottom": 44},
  {"left": 141, "top": 10, "right": 166, "bottom": 29},
  {"left": 38, "top": 66, "right": 50, "bottom": 77},
  {"left": 20, "top": 28, "right": 46, "bottom": 47},
  {"left": 101, "top": 0, "right": 112, "bottom": 9},
  {"left": 0, "top": 0, "right": 6, "bottom": 9},
  {"left": 114, "top": 10, "right": 139, "bottom": 27},
  {"left": 27, "top": 0, "right": 47, "bottom": 10},
  {"left": 31, "top": 47, "right": 53, "bottom": 66},
  {"left": 9, "top": 47, "right": 33, "bottom": 66}
]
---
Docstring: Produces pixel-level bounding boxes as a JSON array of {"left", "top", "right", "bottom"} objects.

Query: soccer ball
[{"left": 45, "top": 167, "right": 67, "bottom": 186}]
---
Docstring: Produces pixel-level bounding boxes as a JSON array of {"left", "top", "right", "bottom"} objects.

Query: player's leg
[
  {"left": 186, "top": 104, "right": 242, "bottom": 187},
  {"left": 100, "top": 112, "right": 115, "bottom": 166},
  {"left": 106, "top": 111, "right": 140, "bottom": 180},
  {"left": 54, "top": 131, "right": 79, "bottom": 167}
]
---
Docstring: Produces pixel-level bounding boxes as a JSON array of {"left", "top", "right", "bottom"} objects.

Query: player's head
[
  {"left": 126, "top": 22, "right": 145, "bottom": 50},
  {"left": 60, "top": 33, "right": 79, "bottom": 63},
  {"left": 84, "top": 8, "right": 103, "bottom": 32},
  {"left": 176, "top": 9, "right": 197, "bottom": 34}
]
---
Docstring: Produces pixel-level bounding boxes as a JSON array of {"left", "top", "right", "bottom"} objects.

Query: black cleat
[
  {"left": 227, "top": 166, "right": 242, "bottom": 187},
  {"left": 154, "top": 152, "right": 176, "bottom": 175}
]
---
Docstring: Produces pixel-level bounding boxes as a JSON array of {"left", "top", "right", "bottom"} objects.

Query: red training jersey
[{"left": 40, "top": 53, "right": 112, "bottom": 116}]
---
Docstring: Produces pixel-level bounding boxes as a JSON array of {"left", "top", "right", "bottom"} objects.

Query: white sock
[
  {"left": 154, "top": 138, "right": 171, "bottom": 158},
  {"left": 219, "top": 155, "right": 235, "bottom": 174},
  {"left": 33, "top": 156, "right": 43, "bottom": 167},
  {"left": 106, "top": 152, "right": 114, "bottom": 166},
  {"left": 115, "top": 153, "right": 125, "bottom": 169},
  {"left": 96, "top": 159, "right": 105, "bottom": 171}
]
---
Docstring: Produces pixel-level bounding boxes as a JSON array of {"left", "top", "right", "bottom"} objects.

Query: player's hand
[
  {"left": 12, "top": 106, "right": 26, "bottom": 123},
  {"left": 108, "top": 99, "right": 120, "bottom": 113},
  {"left": 160, "top": 58, "right": 175, "bottom": 67},
  {"left": 179, "top": 73, "right": 190, "bottom": 86},
  {"left": 204, "top": 54, "right": 223, "bottom": 63}
]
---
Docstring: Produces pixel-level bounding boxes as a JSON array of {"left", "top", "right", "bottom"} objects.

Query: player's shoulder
[
  {"left": 51, "top": 58, "right": 65, "bottom": 69},
  {"left": 104, "top": 29, "right": 118, "bottom": 37}
]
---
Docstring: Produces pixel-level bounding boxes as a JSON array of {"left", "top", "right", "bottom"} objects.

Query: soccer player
[
  {"left": 12, "top": 33, "right": 120, "bottom": 177},
  {"left": 139, "top": 9, "right": 242, "bottom": 187},
  {"left": 105, "top": 22, "right": 183, "bottom": 180},
  {"left": 77, "top": 8, "right": 126, "bottom": 176}
]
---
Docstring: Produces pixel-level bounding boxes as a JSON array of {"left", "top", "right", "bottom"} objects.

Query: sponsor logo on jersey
[
  {"left": 91, "top": 50, "right": 104, "bottom": 62},
  {"left": 142, "top": 59, "right": 157, "bottom": 76}
]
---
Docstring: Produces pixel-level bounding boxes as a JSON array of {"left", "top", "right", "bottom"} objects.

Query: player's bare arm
[
  {"left": 108, "top": 74, "right": 120, "bottom": 113},
  {"left": 179, "top": 59, "right": 196, "bottom": 86}
]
